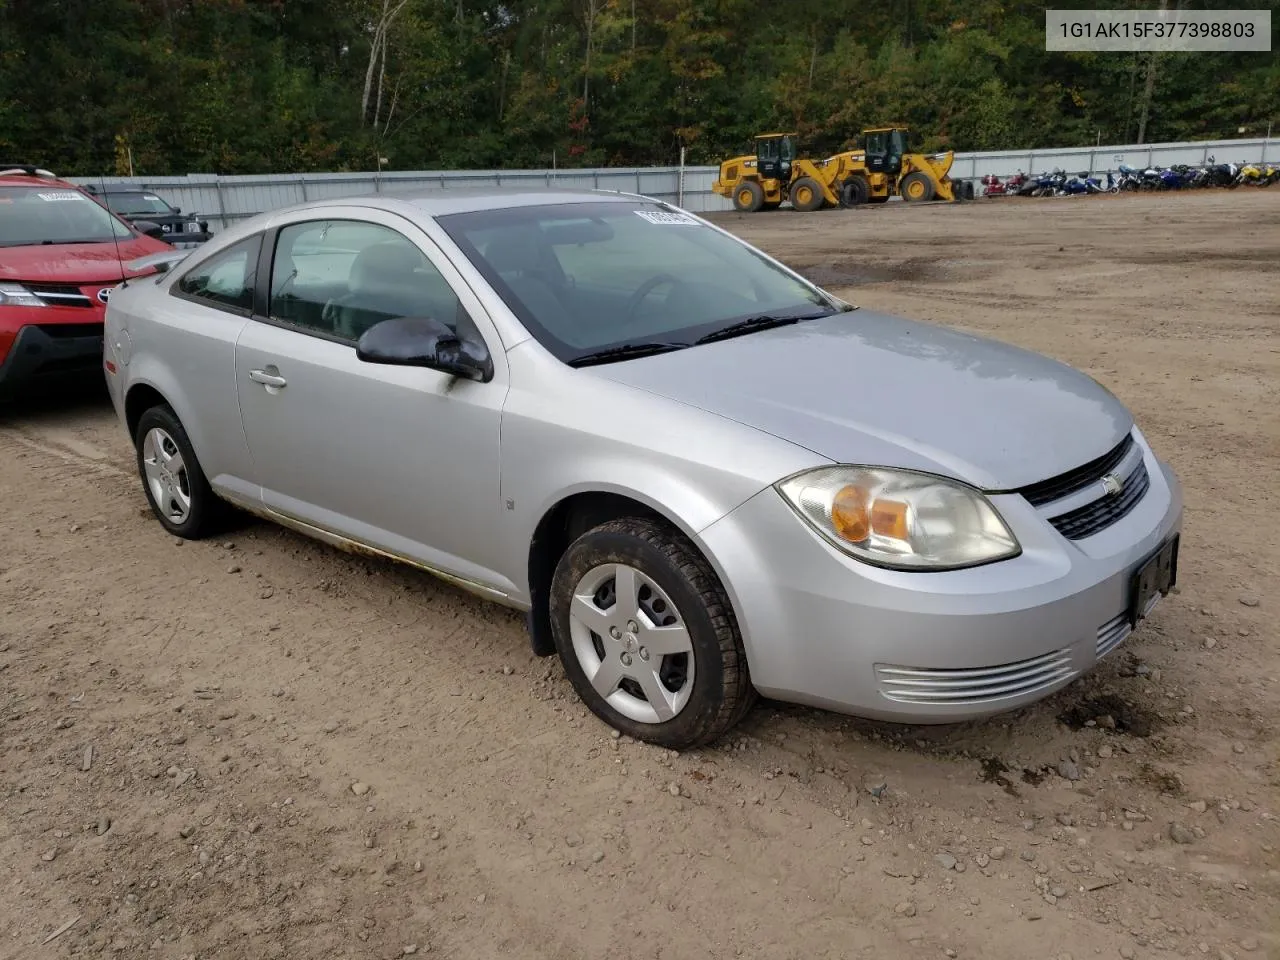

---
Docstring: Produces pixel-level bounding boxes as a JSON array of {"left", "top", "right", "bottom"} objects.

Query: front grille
[
  {"left": 1095, "top": 612, "right": 1131, "bottom": 660},
  {"left": 24, "top": 282, "right": 94, "bottom": 308},
  {"left": 1019, "top": 434, "right": 1135, "bottom": 507},
  {"left": 876, "top": 647, "right": 1075, "bottom": 705},
  {"left": 1048, "top": 461, "right": 1150, "bottom": 540}
]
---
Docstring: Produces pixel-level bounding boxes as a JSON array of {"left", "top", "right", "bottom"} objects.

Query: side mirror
[
  {"left": 173, "top": 206, "right": 182, "bottom": 214},
  {"left": 356, "top": 316, "right": 492, "bottom": 382},
  {"left": 132, "top": 220, "right": 167, "bottom": 240}
]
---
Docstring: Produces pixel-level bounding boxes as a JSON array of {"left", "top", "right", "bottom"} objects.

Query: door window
[
  {"left": 268, "top": 220, "right": 464, "bottom": 341},
  {"left": 173, "top": 235, "right": 262, "bottom": 313}
]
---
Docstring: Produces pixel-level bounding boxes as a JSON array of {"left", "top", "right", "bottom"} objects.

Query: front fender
[{"left": 496, "top": 350, "right": 826, "bottom": 602}]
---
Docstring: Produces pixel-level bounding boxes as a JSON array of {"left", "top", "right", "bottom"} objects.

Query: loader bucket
[{"left": 927, "top": 150, "right": 955, "bottom": 178}]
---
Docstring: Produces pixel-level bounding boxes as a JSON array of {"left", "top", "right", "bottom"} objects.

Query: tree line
[{"left": 1, "top": 0, "right": 1276, "bottom": 177}]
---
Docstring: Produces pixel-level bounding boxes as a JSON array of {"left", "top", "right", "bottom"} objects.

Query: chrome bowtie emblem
[{"left": 1100, "top": 473, "right": 1125, "bottom": 497}]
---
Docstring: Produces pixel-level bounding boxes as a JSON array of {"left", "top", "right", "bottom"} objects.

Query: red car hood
[{"left": 0, "top": 236, "right": 172, "bottom": 283}]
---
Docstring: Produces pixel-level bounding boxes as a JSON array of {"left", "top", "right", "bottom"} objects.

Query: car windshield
[
  {"left": 438, "top": 201, "right": 843, "bottom": 363},
  {"left": 106, "top": 192, "right": 173, "bottom": 216},
  {"left": 0, "top": 186, "right": 134, "bottom": 246}
]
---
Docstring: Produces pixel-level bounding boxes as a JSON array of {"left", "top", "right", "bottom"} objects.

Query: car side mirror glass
[
  {"left": 132, "top": 220, "right": 167, "bottom": 240},
  {"left": 356, "top": 316, "right": 492, "bottom": 382}
]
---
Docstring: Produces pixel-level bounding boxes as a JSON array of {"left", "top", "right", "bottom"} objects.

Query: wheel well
[
  {"left": 124, "top": 384, "right": 168, "bottom": 442},
  {"left": 525, "top": 492, "right": 667, "bottom": 657}
]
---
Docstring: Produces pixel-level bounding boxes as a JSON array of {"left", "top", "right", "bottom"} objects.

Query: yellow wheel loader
[
  {"left": 712, "top": 132, "right": 844, "bottom": 212},
  {"left": 853, "top": 126, "right": 966, "bottom": 204},
  {"left": 712, "top": 127, "right": 969, "bottom": 212}
]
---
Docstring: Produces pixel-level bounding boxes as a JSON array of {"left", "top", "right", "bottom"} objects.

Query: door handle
[{"left": 249, "top": 368, "right": 287, "bottom": 389}]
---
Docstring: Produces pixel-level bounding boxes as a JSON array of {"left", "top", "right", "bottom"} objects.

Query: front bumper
[
  {"left": 0, "top": 320, "right": 105, "bottom": 401},
  {"left": 698, "top": 435, "right": 1184, "bottom": 723}
]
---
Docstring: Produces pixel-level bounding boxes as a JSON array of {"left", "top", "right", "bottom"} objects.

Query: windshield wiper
[
  {"left": 695, "top": 312, "right": 829, "bottom": 344},
  {"left": 40, "top": 238, "right": 114, "bottom": 245},
  {"left": 567, "top": 341, "right": 692, "bottom": 368}
]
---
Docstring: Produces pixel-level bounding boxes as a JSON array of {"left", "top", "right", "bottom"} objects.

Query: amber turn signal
[
  {"left": 831, "top": 485, "right": 870, "bottom": 542},
  {"left": 871, "top": 498, "right": 910, "bottom": 540}
]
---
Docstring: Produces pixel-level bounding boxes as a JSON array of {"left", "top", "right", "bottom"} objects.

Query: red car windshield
[{"left": 0, "top": 186, "right": 134, "bottom": 247}]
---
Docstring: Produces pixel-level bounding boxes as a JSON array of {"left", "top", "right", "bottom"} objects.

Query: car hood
[
  {"left": 0, "top": 236, "right": 172, "bottom": 283},
  {"left": 590, "top": 310, "right": 1133, "bottom": 490}
]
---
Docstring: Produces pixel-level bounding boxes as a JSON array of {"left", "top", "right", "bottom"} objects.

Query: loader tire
[
  {"left": 732, "top": 180, "right": 765, "bottom": 212},
  {"left": 790, "top": 177, "right": 824, "bottom": 212},
  {"left": 841, "top": 177, "right": 868, "bottom": 207},
  {"left": 901, "top": 172, "right": 935, "bottom": 202}
]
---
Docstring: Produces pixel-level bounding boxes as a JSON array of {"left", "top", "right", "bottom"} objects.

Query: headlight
[
  {"left": 0, "top": 283, "right": 47, "bottom": 308},
  {"left": 776, "top": 466, "right": 1020, "bottom": 570}
]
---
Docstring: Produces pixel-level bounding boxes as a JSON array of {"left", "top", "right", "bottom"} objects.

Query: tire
[
  {"left": 134, "top": 404, "right": 225, "bottom": 539},
  {"left": 963, "top": 180, "right": 976, "bottom": 200},
  {"left": 732, "top": 180, "right": 764, "bottom": 212},
  {"left": 900, "top": 171, "right": 935, "bottom": 202},
  {"left": 549, "top": 517, "right": 755, "bottom": 748},
  {"left": 790, "top": 176, "right": 824, "bottom": 212},
  {"left": 840, "top": 177, "right": 868, "bottom": 207}
]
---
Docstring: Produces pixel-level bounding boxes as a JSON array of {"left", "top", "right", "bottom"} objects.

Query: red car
[{"left": 0, "top": 166, "right": 172, "bottom": 401}]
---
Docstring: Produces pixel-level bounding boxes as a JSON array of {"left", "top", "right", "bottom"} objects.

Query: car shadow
[{"left": 0, "top": 380, "right": 114, "bottom": 425}]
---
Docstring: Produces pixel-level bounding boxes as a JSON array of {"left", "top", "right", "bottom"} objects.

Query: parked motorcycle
[
  {"left": 981, "top": 171, "right": 1029, "bottom": 196},
  {"left": 978, "top": 155, "right": 1272, "bottom": 200}
]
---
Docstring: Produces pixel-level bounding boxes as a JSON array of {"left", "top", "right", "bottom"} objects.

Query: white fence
[{"left": 69, "top": 136, "right": 1276, "bottom": 232}]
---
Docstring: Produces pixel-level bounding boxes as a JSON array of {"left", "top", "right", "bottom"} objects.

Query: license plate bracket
[{"left": 1128, "top": 534, "right": 1179, "bottom": 627}]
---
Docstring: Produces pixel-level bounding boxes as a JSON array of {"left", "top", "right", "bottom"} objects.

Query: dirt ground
[{"left": 2, "top": 190, "right": 1278, "bottom": 960}]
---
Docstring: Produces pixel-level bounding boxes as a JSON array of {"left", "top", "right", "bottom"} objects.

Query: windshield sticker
[
  {"left": 634, "top": 210, "right": 698, "bottom": 225},
  {"left": 37, "top": 191, "right": 87, "bottom": 202}
]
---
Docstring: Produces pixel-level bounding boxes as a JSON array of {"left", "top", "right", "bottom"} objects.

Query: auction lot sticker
[
  {"left": 1046, "top": 9, "right": 1271, "bottom": 52},
  {"left": 635, "top": 211, "right": 699, "bottom": 225}
]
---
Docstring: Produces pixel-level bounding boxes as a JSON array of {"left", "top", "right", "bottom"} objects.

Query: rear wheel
[
  {"left": 790, "top": 176, "right": 824, "bottom": 212},
  {"left": 900, "top": 172, "right": 935, "bottom": 202},
  {"left": 840, "top": 177, "right": 868, "bottom": 207},
  {"left": 732, "top": 180, "right": 764, "bottom": 212},
  {"left": 963, "top": 180, "right": 976, "bottom": 200},
  {"left": 549, "top": 518, "right": 755, "bottom": 748},
  {"left": 134, "top": 404, "right": 225, "bottom": 539}
]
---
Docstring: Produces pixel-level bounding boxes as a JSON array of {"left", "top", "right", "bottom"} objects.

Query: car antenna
[{"left": 100, "top": 171, "right": 128, "bottom": 288}]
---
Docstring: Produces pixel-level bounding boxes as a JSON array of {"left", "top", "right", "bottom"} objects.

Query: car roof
[
  {"left": 266, "top": 187, "right": 648, "bottom": 221},
  {"left": 84, "top": 186, "right": 155, "bottom": 194},
  {"left": 0, "top": 169, "right": 80, "bottom": 190}
]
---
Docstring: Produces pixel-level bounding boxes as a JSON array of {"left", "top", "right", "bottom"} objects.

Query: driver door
[{"left": 234, "top": 209, "right": 514, "bottom": 593}]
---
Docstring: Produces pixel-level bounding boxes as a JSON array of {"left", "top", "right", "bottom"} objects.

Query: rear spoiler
[{"left": 127, "top": 249, "right": 192, "bottom": 275}]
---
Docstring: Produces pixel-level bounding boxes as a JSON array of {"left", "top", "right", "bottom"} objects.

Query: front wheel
[
  {"left": 900, "top": 171, "right": 935, "bottom": 202},
  {"left": 549, "top": 518, "right": 755, "bottom": 748},
  {"left": 790, "top": 176, "right": 824, "bottom": 212},
  {"left": 134, "top": 404, "right": 225, "bottom": 539}
]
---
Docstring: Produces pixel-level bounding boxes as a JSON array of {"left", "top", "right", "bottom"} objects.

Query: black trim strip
[{"left": 1018, "top": 433, "right": 1134, "bottom": 507}]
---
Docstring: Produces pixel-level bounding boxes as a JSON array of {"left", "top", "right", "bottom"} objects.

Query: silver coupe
[{"left": 104, "top": 190, "right": 1183, "bottom": 747}]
